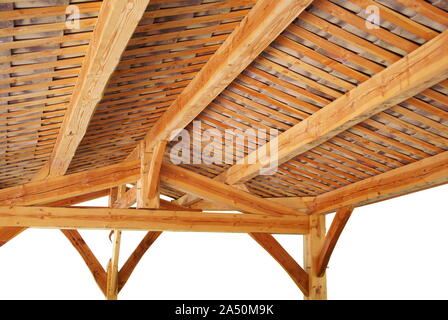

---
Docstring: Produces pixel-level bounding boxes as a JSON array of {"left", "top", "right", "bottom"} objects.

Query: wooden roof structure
[{"left": 0, "top": 0, "right": 447, "bottom": 300}]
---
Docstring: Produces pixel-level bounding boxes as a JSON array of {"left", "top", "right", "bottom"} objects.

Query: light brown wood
[
  {"left": 316, "top": 207, "right": 354, "bottom": 277},
  {"left": 304, "top": 215, "right": 327, "bottom": 300},
  {"left": 106, "top": 230, "right": 121, "bottom": 300},
  {"left": 313, "top": 151, "right": 448, "bottom": 215},
  {"left": 35, "top": 0, "right": 150, "bottom": 178},
  {"left": 0, "top": 206, "right": 309, "bottom": 235},
  {"left": 221, "top": 30, "right": 448, "bottom": 185},
  {"left": 137, "top": 140, "right": 166, "bottom": 208},
  {"left": 0, "top": 160, "right": 140, "bottom": 206},
  {"left": 250, "top": 233, "right": 309, "bottom": 296},
  {"left": 125, "top": 0, "right": 314, "bottom": 160},
  {"left": 0, "top": 227, "right": 25, "bottom": 247},
  {"left": 118, "top": 231, "right": 162, "bottom": 292},
  {"left": 61, "top": 229, "right": 107, "bottom": 295},
  {"left": 160, "top": 163, "right": 304, "bottom": 217}
]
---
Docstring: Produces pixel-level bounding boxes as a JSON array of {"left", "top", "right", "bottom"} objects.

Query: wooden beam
[
  {"left": 137, "top": 140, "right": 166, "bottom": 208},
  {"left": 126, "top": 0, "right": 314, "bottom": 159},
  {"left": 45, "top": 189, "right": 110, "bottom": 207},
  {"left": 61, "top": 229, "right": 107, "bottom": 295},
  {"left": 0, "top": 226, "right": 25, "bottom": 247},
  {"left": 219, "top": 30, "right": 448, "bottom": 185},
  {"left": 0, "top": 160, "right": 140, "bottom": 206},
  {"left": 118, "top": 231, "right": 162, "bottom": 292},
  {"left": 0, "top": 189, "right": 110, "bottom": 247},
  {"left": 0, "top": 206, "right": 309, "bottom": 235},
  {"left": 304, "top": 215, "right": 327, "bottom": 300},
  {"left": 316, "top": 207, "right": 353, "bottom": 277},
  {"left": 313, "top": 151, "right": 448, "bottom": 215},
  {"left": 189, "top": 197, "right": 315, "bottom": 213},
  {"left": 250, "top": 233, "right": 309, "bottom": 296},
  {"left": 35, "top": 0, "right": 150, "bottom": 178},
  {"left": 160, "top": 163, "right": 304, "bottom": 217},
  {"left": 106, "top": 229, "right": 121, "bottom": 300}
]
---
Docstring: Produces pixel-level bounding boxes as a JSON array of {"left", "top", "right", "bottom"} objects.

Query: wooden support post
[
  {"left": 304, "top": 215, "right": 327, "bottom": 300},
  {"left": 106, "top": 229, "right": 121, "bottom": 300},
  {"left": 137, "top": 140, "right": 167, "bottom": 209}
]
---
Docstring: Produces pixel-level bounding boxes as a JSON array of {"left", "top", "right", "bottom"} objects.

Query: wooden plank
[
  {"left": 0, "top": 189, "right": 110, "bottom": 247},
  {"left": 316, "top": 207, "right": 354, "bottom": 277},
  {"left": 160, "top": 163, "right": 304, "bottom": 217},
  {"left": 106, "top": 230, "right": 121, "bottom": 300},
  {"left": 304, "top": 215, "right": 327, "bottom": 300},
  {"left": 189, "top": 197, "right": 315, "bottom": 214},
  {"left": 220, "top": 30, "right": 448, "bottom": 185},
  {"left": 61, "top": 229, "right": 107, "bottom": 295},
  {"left": 126, "top": 0, "right": 314, "bottom": 160},
  {"left": 137, "top": 140, "right": 166, "bottom": 208},
  {"left": 0, "top": 160, "right": 140, "bottom": 206},
  {"left": 118, "top": 231, "right": 162, "bottom": 292},
  {"left": 250, "top": 233, "right": 309, "bottom": 296},
  {"left": 313, "top": 152, "right": 448, "bottom": 215},
  {"left": 0, "top": 206, "right": 309, "bottom": 235},
  {"left": 35, "top": 0, "right": 150, "bottom": 179}
]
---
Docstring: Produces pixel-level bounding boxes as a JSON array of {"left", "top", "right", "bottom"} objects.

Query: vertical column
[{"left": 303, "top": 215, "right": 327, "bottom": 300}]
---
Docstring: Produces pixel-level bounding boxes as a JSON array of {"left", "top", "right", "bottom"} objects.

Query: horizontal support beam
[
  {"left": 313, "top": 151, "right": 448, "bottom": 215},
  {"left": 0, "top": 206, "right": 309, "bottom": 235}
]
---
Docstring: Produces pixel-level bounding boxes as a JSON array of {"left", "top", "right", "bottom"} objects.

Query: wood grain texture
[
  {"left": 304, "top": 215, "right": 327, "bottom": 300},
  {"left": 0, "top": 206, "right": 309, "bottom": 235},
  {"left": 37, "top": 0, "right": 150, "bottom": 178},
  {"left": 118, "top": 231, "right": 162, "bottom": 292},
  {"left": 125, "top": 0, "right": 314, "bottom": 159},
  {"left": 222, "top": 30, "right": 448, "bottom": 185},
  {"left": 160, "top": 163, "right": 304, "bottom": 217},
  {"left": 250, "top": 233, "right": 309, "bottom": 296},
  {"left": 316, "top": 207, "right": 354, "bottom": 277},
  {"left": 61, "top": 229, "right": 107, "bottom": 295}
]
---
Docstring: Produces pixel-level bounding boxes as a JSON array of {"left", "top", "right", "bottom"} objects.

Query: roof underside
[{"left": 1, "top": 0, "right": 447, "bottom": 201}]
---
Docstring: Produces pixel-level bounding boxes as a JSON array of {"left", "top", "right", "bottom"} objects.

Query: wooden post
[
  {"left": 106, "top": 229, "right": 121, "bottom": 300},
  {"left": 303, "top": 215, "right": 327, "bottom": 300}
]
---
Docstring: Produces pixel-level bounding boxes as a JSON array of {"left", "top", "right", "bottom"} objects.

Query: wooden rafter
[
  {"left": 250, "top": 233, "right": 309, "bottom": 296},
  {"left": 316, "top": 207, "right": 353, "bottom": 277},
  {"left": 179, "top": 29, "right": 448, "bottom": 207},
  {"left": 34, "top": 0, "right": 150, "bottom": 179},
  {"left": 160, "top": 163, "right": 304, "bottom": 217},
  {"left": 304, "top": 215, "right": 327, "bottom": 300},
  {"left": 220, "top": 30, "right": 448, "bottom": 185},
  {"left": 125, "top": 0, "right": 314, "bottom": 160},
  {"left": 0, "top": 206, "right": 309, "bottom": 235},
  {"left": 137, "top": 140, "right": 167, "bottom": 208}
]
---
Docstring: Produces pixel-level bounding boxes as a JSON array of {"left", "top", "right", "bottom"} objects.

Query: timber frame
[{"left": 0, "top": 0, "right": 447, "bottom": 300}]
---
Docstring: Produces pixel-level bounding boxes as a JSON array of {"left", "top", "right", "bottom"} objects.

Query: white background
[{"left": 0, "top": 184, "right": 446, "bottom": 300}]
